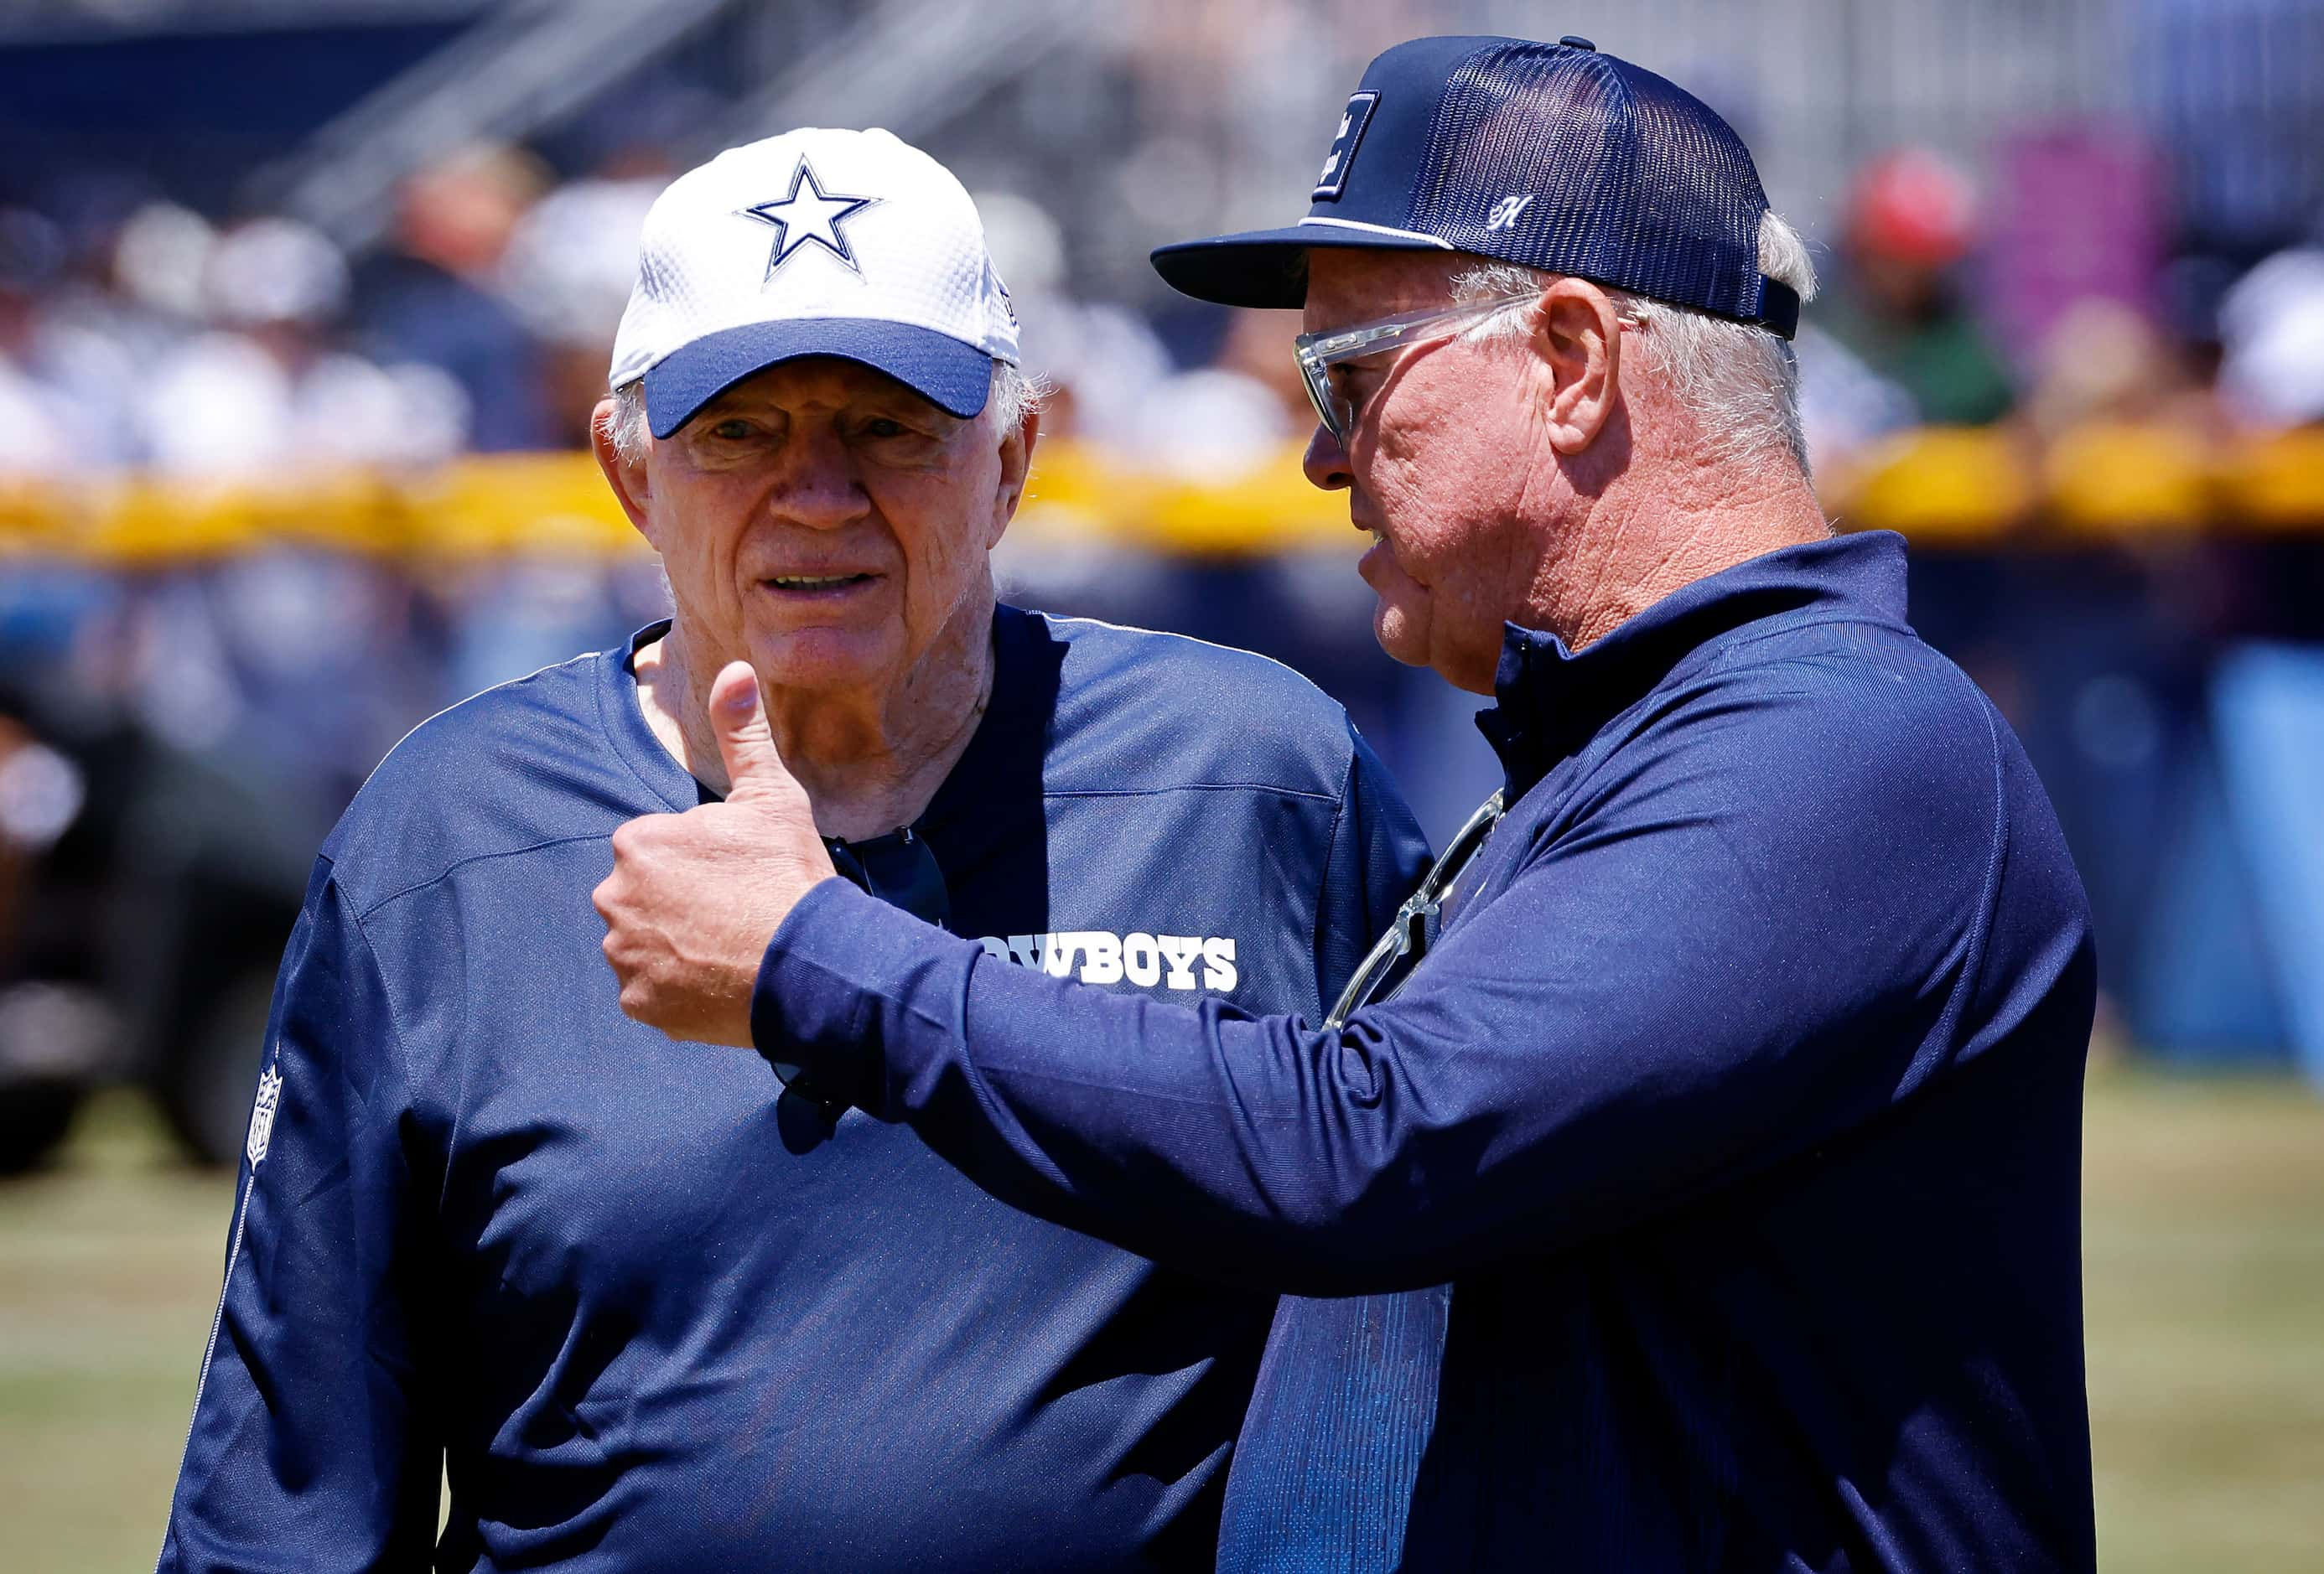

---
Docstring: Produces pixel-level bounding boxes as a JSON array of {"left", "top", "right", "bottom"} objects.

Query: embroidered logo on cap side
[
  {"left": 1312, "top": 91, "right": 1381, "bottom": 202},
  {"left": 1486, "top": 194, "right": 1536, "bottom": 230},
  {"left": 742, "top": 157, "right": 880, "bottom": 281}
]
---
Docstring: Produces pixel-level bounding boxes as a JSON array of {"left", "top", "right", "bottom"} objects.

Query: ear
[
  {"left": 984, "top": 401, "right": 1041, "bottom": 551},
  {"left": 591, "top": 396, "right": 656, "bottom": 545},
  {"left": 1528, "top": 278, "right": 1624, "bottom": 455}
]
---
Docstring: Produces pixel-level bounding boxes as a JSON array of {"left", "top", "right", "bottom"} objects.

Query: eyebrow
[
  {"left": 696, "top": 392, "right": 775, "bottom": 421},
  {"left": 697, "top": 385, "right": 949, "bottom": 423}
]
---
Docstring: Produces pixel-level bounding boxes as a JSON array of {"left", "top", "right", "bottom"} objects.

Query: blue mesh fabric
[{"left": 1412, "top": 40, "right": 1777, "bottom": 326}]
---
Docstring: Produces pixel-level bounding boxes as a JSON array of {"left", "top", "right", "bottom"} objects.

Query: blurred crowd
[
  {"left": 1798, "top": 146, "right": 2324, "bottom": 459},
  {"left": 0, "top": 144, "right": 642, "bottom": 477},
  {"left": 0, "top": 140, "right": 1344, "bottom": 486},
  {"left": 6, "top": 135, "right": 2324, "bottom": 494}
]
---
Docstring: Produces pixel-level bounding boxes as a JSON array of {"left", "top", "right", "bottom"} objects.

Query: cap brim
[
  {"left": 643, "top": 318, "right": 994, "bottom": 438},
  {"left": 1150, "top": 223, "right": 1452, "bottom": 308}
]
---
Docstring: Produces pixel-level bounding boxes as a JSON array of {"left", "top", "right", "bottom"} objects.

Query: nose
[
  {"left": 770, "top": 423, "right": 870, "bottom": 531},
  {"left": 1301, "top": 422, "right": 1352, "bottom": 494}
]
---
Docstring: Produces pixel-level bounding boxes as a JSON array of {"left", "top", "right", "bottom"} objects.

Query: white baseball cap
[{"left": 610, "top": 127, "right": 1019, "bottom": 438}]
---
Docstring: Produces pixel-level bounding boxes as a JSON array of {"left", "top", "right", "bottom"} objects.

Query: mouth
[
  {"left": 1355, "top": 521, "right": 1408, "bottom": 593},
  {"left": 760, "top": 572, "right": 879, "bottom": 599}
]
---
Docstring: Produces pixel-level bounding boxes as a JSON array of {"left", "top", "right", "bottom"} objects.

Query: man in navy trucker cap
[{"left": 602, "top": 38, "right": 2100, "bottom": 1572}]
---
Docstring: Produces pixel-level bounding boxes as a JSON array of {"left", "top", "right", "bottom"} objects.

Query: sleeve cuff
[{"left": 750, "top": 876, "right": 977, "bottom": 1116}]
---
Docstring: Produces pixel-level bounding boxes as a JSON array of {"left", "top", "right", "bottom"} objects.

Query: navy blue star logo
[{"left": 741, "top": 158, "right": 879, "bottom": 280}]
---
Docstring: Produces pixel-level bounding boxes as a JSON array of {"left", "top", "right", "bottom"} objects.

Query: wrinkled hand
[{"left": 594, "top": 660, "right": 837, "bottom": 1045}]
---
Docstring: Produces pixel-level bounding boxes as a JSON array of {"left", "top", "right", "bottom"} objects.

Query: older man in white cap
[{"left": 158, "top": 128, "right": 1433, "bottom": 1572}]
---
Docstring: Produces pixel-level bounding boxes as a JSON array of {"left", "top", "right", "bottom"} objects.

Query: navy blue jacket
[
  {"left": 754, "top": 534, "right": 2100, "bottom": 1572},
  {"left": 158, "top": 607, "right": 1435, "bottom": 1572}
]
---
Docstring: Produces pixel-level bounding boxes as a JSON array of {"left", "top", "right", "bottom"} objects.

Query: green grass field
[{"left": 3, "top": 1070, "right": 2320, "bottom": 1571}]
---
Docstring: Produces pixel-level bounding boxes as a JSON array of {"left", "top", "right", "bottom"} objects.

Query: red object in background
[{"left": 1849, "top": 149, "right": 1980, "bottom": 271}]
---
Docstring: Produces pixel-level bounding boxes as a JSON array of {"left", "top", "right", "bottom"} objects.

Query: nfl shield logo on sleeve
[{"left": 246, "top": 1061, "right": 283, "bottom": 1168}]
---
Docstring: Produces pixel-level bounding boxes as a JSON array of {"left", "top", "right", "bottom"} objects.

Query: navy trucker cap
[{"left": 1151, "top": 34, "right": 1799, "bottom": 338}]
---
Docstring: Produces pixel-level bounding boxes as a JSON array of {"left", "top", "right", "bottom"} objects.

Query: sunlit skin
[
  {"left": 1299, "top": 248, "right": 1830, "bottom": 694},
  {"left": 591, "top": 356, "right": 1035, "bottom": 840}
]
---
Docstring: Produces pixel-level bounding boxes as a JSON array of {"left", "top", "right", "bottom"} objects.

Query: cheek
[
  {"left": 879, "top": 477, "right": 991, "bottom": 620},
  {"left": 906, "top": 522, "right": 978, "bottom": 619},
  {"left": 1367, "top": 458, "right": 1522, "bottom": 666},
  {"left": 651, "top": 480, "right": 749, "bottom": 614},
  {"left": 1364, "top": 451, "right": 1469, "bottom": 582},
  {"left": 1370, "top": 419, "right": 1518, "bottom": 575}
]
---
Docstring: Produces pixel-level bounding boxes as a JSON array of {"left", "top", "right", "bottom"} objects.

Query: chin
[
  {"left": 1372, "top": 601, "right": 1431, "bottom": 671},
  {"left": 749, "top": 628, "right": 899, "bottom": 692}
]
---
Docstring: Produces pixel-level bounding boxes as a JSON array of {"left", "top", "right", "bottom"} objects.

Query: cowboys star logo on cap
[
  {"left": 611, "top": 127, "right": 1022, "bottom": 437},
  {"left": 743, "top": 156, "right": 879, "bottom": 280}
]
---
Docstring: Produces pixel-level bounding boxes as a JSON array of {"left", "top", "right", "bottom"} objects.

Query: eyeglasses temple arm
[{"left": 1325, "top": 920, "right": 1408, "bottom": 1030}]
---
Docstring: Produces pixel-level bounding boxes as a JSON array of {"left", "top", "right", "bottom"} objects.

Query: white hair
[
  {"left": 604, "top": 360, "right": 1040, "bottom": 463},
  {"left": 1450, "top": 210, "right": 1819, "bottom": 474}
]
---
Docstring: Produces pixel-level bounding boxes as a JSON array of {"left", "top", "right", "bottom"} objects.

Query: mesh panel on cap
[{"left": 1411, "top": 41, "right": 1772, "bottom": 324}]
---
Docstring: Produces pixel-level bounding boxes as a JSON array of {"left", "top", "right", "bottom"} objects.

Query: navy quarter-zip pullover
[
  {"left": 158, "top": 607, "right": 1438, "bottom": 1573},
  {"left": 754, "top": 532, "right": 2101, "bottom": 1572}
]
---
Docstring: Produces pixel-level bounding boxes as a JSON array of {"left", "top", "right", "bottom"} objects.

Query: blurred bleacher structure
[{"left": 0, "top": 0, "right": 2320, "bottom": 1142}]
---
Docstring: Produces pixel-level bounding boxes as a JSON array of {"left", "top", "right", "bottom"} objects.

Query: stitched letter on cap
[{"left": 1312, "top": 91, "right": 1380, "bottom": 201}]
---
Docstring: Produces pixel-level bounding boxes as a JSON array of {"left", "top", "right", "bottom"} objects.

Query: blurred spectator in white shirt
[
  {"left": 974, "top": 187, "right": 1175, "bottom": 453},
  {"left": 2217, "top": 243, "right": 2324, "bottom": 431},
  {"left": 498, "top": 153, "right": 667, "bottom": 448},
  {"left": 1134, "top": 307, "right": 1305, "bottom": 479},
  {"left": 140, "top": 216, "right": 467, "bottom": 478},
  {"left": 0, "top": 206, "right": 140, "bottom": 476}
]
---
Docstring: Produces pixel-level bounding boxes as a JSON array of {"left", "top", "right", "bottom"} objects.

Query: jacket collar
[{"left": 1476, "top": 531, "right": 1912, "bottom": 800}]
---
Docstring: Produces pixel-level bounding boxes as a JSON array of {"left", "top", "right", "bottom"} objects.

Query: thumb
[{"left": 708, "top": 660, "right": 791, "bottom": 803}]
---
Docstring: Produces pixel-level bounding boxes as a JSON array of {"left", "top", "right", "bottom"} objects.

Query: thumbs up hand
[
  {"left": 708, "top": 657, "right": 800, "bottom": 808},
  {"left": 594, "top": 660, "right": 838, "bottom": 1046}
]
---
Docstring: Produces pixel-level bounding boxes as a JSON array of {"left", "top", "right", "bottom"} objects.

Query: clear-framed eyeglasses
[
  {"left": 1293, "top": 292, "right": 1538, "bottom": 447},
  {"left": 1324, "top": 788, "right": 1506, "bottom": 1028}
]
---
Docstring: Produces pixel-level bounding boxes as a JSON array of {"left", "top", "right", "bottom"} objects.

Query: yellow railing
[{"left": 3, "top": 427, "right": 2323, "bottom": 564}]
